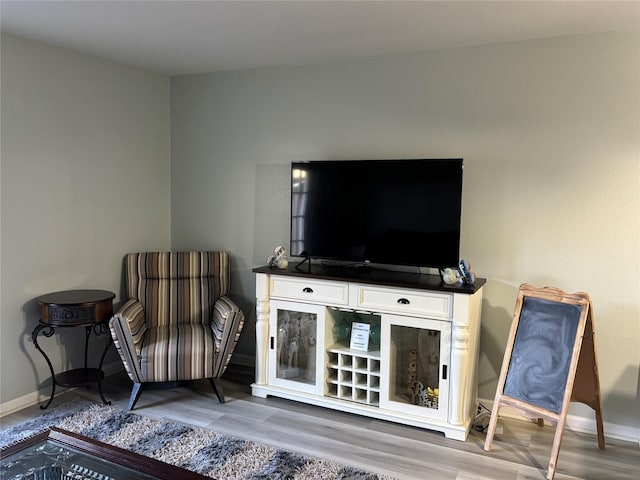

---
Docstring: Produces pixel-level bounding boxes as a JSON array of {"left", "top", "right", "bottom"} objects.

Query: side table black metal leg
[
  {"left": 32, "top": 324, "right": 57, "bottom": 409},
  {"left": 83, "top": 325, "right": 91, "bottom": 371},
  {"left": 95, "top": 323, "right": 112, "bottom": 405}
]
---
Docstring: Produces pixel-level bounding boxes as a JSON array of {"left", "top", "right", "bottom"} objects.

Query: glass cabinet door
[
  {"left": 268, "top": 300, "right": 325, "bottom": 394},
  {"left": 380, "top": 315, "right": 451, "bottom": 420}
]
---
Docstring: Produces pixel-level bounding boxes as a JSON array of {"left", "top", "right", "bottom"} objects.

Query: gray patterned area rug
[{"left": 0, "top": 399, "right": 396, "bottom": 479}]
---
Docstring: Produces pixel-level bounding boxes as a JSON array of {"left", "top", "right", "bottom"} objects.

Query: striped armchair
[{"left": 109, "top": 251, "right": 245, "bottom": 410}]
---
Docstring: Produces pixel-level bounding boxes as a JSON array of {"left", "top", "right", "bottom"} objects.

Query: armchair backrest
[{"left": 125, "top": 251, "right": 230, "bottom": 328}]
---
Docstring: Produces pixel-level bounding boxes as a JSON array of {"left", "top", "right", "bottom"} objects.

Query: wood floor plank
[{"left": 1, "top": 367, "right": 637, "bottom": 480}]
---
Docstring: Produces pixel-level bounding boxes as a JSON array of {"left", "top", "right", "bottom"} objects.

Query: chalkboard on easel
[
  {"left": 484, "top": 284, "right": 604, "bottom": 480},
  {"left": 502, "top": 296, "right": 582, "bottom": 414}
]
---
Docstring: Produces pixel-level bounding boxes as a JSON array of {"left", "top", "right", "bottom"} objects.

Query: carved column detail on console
[
  {"left": 254, "top": 274, "right": 270, "bottom": 385},
  {"left": 448, "top": 320, "right": 470, "bottom": 426},
  {"left": 448, "top": 293, "right": 482, "bottom": 429}
]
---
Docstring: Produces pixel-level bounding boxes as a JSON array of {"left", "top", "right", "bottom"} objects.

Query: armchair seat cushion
[{"left": 140, "top": 324, "right": 217, "bottom": 382}]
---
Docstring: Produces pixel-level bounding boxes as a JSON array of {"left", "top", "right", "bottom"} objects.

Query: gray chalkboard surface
[{"left": 503, "top": 296, "right": 582, "bottom": 413}]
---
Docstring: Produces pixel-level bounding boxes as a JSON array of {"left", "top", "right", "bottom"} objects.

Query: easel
[{"left": 484, "top": 284, "right": 604, "bottom": 480}]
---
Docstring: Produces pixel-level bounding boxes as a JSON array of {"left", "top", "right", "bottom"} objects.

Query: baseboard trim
[
  {"left": 479, "top": 397, "right": 640, "bottom": 445},
  {"left": 230, "top": 353, "right": 255, "bottom": 368},
  {"left": 0, "top": 361, "right": 125, "bottom": 418}
]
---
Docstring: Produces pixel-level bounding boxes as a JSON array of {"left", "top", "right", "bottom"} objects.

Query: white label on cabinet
[{"left": 350, "top": 322, "right": 371, "bottom": 351}]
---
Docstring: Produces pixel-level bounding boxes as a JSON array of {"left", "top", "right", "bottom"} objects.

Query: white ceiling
[{"left": 1, "top": 1, "right": 639, "bottom": 76}]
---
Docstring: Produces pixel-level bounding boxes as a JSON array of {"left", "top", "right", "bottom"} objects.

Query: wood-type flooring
[{"left": 1, "top": 366, "right": 637, "bottom": 479}]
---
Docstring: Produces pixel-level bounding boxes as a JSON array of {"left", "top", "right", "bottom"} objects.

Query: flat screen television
[{"left": 290, "top": 159, "right": 463, "bottom": 269}]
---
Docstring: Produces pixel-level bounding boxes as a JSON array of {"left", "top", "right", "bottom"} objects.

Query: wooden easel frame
[{"left": 483, "top": 284, "right": 604, "bottom": 480}]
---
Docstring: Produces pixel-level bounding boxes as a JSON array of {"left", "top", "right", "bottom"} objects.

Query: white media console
[{"left": 251, "top": 264, "right": 485, "bottom": 440}]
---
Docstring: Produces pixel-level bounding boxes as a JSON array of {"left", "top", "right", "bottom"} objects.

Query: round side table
[{"left": 33, "top": 289, "right": 115, "bottom": 409}]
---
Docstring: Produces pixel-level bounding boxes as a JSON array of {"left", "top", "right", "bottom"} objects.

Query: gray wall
[
  {"left": 171, "top": 30, "right": 639, "bottom": 431},
  {"left": 0, "top": 34, "right": 172, "bottom": 406}
]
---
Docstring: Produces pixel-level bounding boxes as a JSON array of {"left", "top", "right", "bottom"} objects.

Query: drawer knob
[
  {"left": 302, "top": 287, "right": 314, "bottom": 293},
  {"left": 397, "top": 298, "right": 410, "bottom": 305}
]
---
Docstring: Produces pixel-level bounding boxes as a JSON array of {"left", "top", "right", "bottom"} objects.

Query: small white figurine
[
  {"left": 267, "top": 245, "right": 288, "bottom": 269},
  {"left": 441, "top": 267, "right": 461, "bottom": 285}
]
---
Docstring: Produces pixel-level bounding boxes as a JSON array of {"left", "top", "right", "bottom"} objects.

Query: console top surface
[{"left": 253, "top": 263, "right": 485, "bottom": 294}]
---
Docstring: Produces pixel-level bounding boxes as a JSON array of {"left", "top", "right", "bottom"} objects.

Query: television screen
[{"left": 290, "top": 159, "right": 463, "bottom": 268}]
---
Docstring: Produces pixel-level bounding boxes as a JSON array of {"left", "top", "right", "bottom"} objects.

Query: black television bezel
[{"left": 289, "top": 158, "right": 463, "bottom": 269}]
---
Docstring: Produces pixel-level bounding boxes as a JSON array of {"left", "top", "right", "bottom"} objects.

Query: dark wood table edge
[{"left": 0, "top": 427, "right": 209, "bottom": 479}]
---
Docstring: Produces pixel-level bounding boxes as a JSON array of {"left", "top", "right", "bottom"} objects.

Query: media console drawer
[
  {"left": 357, "top": 285, "right": 452, "bottom": 319},
  {"left": 269, "top": 276, "right": 349, "bottom": 306}
]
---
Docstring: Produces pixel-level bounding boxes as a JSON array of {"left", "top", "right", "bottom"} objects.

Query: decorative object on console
[
  {"left": 406, "top": 339, "right": 440, "bottom": 410},
  {"left": 411, "top": 381, "right": 439, "bottom": 409},
  {"left": 275, "top": 309, "right": 319, "bottom": 381},
  {"left": 267, "top": 245, "right": 289, "bottom": 269},
  {"left": 440, "top": 259, "right": 476, "bottom": 286},
  {"left": 418, "top": 329, "right": 441, "bottom": 390},
  {"left": 407, "top": 350, "right": 417, "bottom": 396},
  {"left": 458, "top": 259, "right": 475, "bottom": 285},
  {"left": 300, "top": 314, "right": 317, "bottom": 381},
  {"left": 332, "top": 318, "right": 351, "bottom": 343},
  {"left": 369, "top": 323, "right": 381, "bottom": 349},
  {"left": 440, "top": 267, "right": 461, "bottom": 285}
]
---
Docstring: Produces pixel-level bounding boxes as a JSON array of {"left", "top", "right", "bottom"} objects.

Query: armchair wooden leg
[
  {"left": 209, "top": 377, "right": 225, "bottom": 403},
  {"left": 128, "top": 382, "right": 144, "bottom": 410}
]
